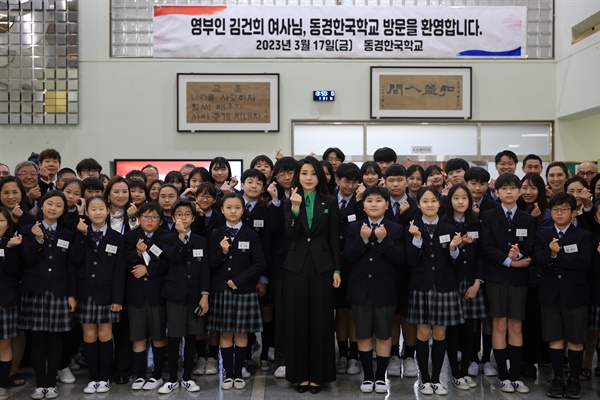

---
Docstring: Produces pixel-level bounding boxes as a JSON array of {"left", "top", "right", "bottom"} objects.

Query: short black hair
[
  {"left": 76, "top": 158, "right": 102, "bottom": 174},
  {"left": 36, "top": 190, "right": 68, "bottom": 224},
  {"left": 187, "top": 167, "right": 211, "bottom": 188},
  {"left": 222, "top": 191, "right": 244, "bottom": 206},
  {"left": 417, "top": 186, "right": 441, "bottom": 203},
  {"left": 125, "top": 170, "right": 147, "bottom": 183},
  {"left": 522, "top": 154, "right": 542, "bottom": 167},
  {"left": 384, "top": 164, "right": 407, "bottom": 178},
  {"left": 241, "top": 168, "right": 267, "bottom": 187},
  {"left": 360, "top": 162, "right": 383, "bottom": 183},
  {"left": 406, "top": 164, "right": 425, "bottom": 182},
  {"left": 464, "top": 167, "right": 490, "bottom": 183},
  {"left": 172, "top": 198, "right": 196, "bottom": 216},
  {"left": 137, "top": 202, "right": 164, "bottom": 218},
  {"left": 495, "top": 173, "right": 521, "bottom": 190},
  {"left": 196, "top": 182, "right": 218, "bottom": 199},
  {"left": 57, "top": 167, "right": 76, "bottom": 181},
  {"left": 61, "top": 178, "right": 83, "bottom": 194},
  {"left": 495, "top": 150, "right": 518, "bottom": 165},
  {"left": 164, "top": 171, "right": 185, "bottom": 194},
  {"left": 363, "top": 185, "right": 389, "bottom": 200},
  {"left": 82, "top": 177, "right": 104, "bottom": 192},
  {"left": 273, "top": 156, "right": 298, "bottom": 175},
  {"left": 128, "top": 178, "right": 149, "bottom": 201},
  {"left": 565, "top": 175, "right": 589, "bottom": 190},
  {"left": 373, "top": 147, "right": 397, "bottom": 163},
  {"left": 250, "top": 155, "right": 274, "bottom": 170},
  {"left": 336, "top": 163, "right": 361, "bottom": 181},
  {"left": 445, "top": 158, "right": 469, "bottom": 174},
  {"left": 548, "top": 192, "right": 576, "bottom": 211},
  {"left": 322, "top": 147, "right": 345, "bottom": 163}
]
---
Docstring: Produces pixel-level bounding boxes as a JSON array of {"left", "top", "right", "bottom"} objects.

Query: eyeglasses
[
  {"left": 16, "top": 172, "right": 38, "bottom": 178},
  {"left": 174, "top": 212, "right": 194, "bottom": 218},
  {"left": 145, "top": 173, "right": 158, "bottom": 179},
  {"left": 197, "top": 195, "right": 215, "bottom": 200},
  {"left": 551, "top": 207, "right": 571, "bottom": 214},
  {"left": 339, "top": 179, "right": 358, "bottom": 186},
  {"left": 140, "top": 215, "right": 161, "bottom": 221},
  {"left": 81, "top": 169, "right": 99, "bottom": 174},
  {"left": 577, "top": 171, "right": 596, "bottom": 178},
  {"left": 276, "top": 171, "right": 294, "bottom": 179},
  {"left": 327, "top": 157, "right": 342, "bottom": 163}
]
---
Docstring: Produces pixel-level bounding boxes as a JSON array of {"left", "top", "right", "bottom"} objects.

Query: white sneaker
[
  {"left": 96, "top": 381, "right": 110, "bottom": 393},
  {"left": 483, "top": 361, "right": 497, "bottom": 376},
  {"left": 182, "top": 380, "right": 200, "bottom": 392},
  {"left": 143, "top": 377, "right": 163, "bottom": 390},
  {"left": 83, "top": 381, "right": 98, "bottom": 394},
  {"left": 233, "top": 378, "right": 246, "bottom": 389},
  {"left": 45, "top": 387, "right": 59, "bottom": 399},
  {"left": 31, "top": 387, "right": 46, "bottom": 399},
  {"left": 360, "top": 380, "right": 374, "bottom": 393},
  {"left": 403, "top": 357, "right": 418, "bottom": 377},
  {"left": 260, "top": 360, "right": 270, "bottom": 371},
  {"left": 419, "top": 382, "right": 434, "bottom": 395},
  {"left": 374, "top": 380, "right": 388, "bottom": 393},
  {"left": 0, "top": 387, "right": 8, "bottom": 400},
  {"left": 204, "top": 357, "right": 218, "bottom": 375},
  {"left": 158, "top": 381, "right": 179, "bottom": 394},
  {"left": 387, "top": 355, "right": 401, "bottom": 377},
  {"left": 452, "top": 377, "right": 470, "bottom": 390},
  {"left": 498, "top": 379, "right": 515, "bottom": 393},
  {"left": 432, "top": 383, "right": 448, "bottom": 395},
  {"left": 131, "top": 378, "right": 145, "bottom": 390},
  {"left": 511, "top": 380, "right": 529, "bottom": 393},
  {"left": 346, "top": 358, "right": 361, "bottom": 375},
  {"left": 274, "top": 366, "right": 286, "bottom": 379},
  {"left": 221, "top": 378, "right": 233, "bottom": 390},
  {"left": 336, "top": 356, "right": 348, "bottom": 374},
  {"left": 241, "top": 367, "right": 251, "bottom": 378},
  {"left": 193, "top": 357, "right": 206, "bottom": 375},
  {"left": 464, "top": 375, "right": 477, "bottom": 388},
  {"left": 468, "top": 361, "right": 480, "bottom": 376},
  {"left": 57, "top": 367, "right": 76, "bottom": 384}
]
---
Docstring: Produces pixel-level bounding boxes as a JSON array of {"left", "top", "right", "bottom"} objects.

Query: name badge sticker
[
  {"left": 0, "top": 249, "right": 4, "bottom": 257},
  {"left": 516, "top": 229, "right": 528, "bottom": 237},
  {"left": 105, "top": 244, "right": 118, "bottom": 254},
  {"left": 57, "top": 239, "right": 69, "bottom": 249},
  {"left": 253, "top": 220, "right": 264, "bottom": 228},
  {"left": 238, "top": 241, "right": 250, "bottom": 250},
  {"left": 149, "top": 244, "right": 162, "bottom": 257},
  {"left": 564, "top": 244, "right": 578, "bottom": 253},
  {"left": 469, "top": 231, "right": 479, "bottom": 239},
  {"left": 193, "top": 249, "right": 204, "bottom": 258},
  {"left": 347, "top": 214, "right": 357, "bottom": 222},
  {"left": 439, "top": 234, "right": 451, "bottom": 244}
]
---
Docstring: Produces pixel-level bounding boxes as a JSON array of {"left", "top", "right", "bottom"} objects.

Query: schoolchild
[
  {"left": 342, "top": 185, "right": 404, "bottom": 394},
  {"left": 55, "top": 168, "right": 76, "bottom": 191},
  {"left": 159, "top": 199, "right": 209, "bottom": 394},
  {"left": 209, "top": 157, "right": 238, "bottom": 196},
  {"left": 164, "top": 171, "right": 185, "bottom": 195},
  {"left": 181, "top": 167, "right": 210, "bottom": 200},
  {"left": 208, "top": 192, "right": 265, "bottom": 390},
  {"left": 37, "top": 149, "right": 61, "bottom": 195},
  {"left": 406, "top": 164, "right": 426, "bottom": 199},
  {"left": 406, "top": 186, "right": 464, "bottom": 395},
  {"left": 18, "top": 190, "right": 85, "bottom": 399},
  {"left": 481, "top": 173, "right": 536, "bottom": 394},
  {"left": 158, "top": 184, "right": 180, "bottom": 232},
  {"left": 533, "top": 192, "right": 593, "bottom": 399},
  {"left": 0, "top": 207, "right": 23, "bottom": 400},
  {"left": 74, "top": 196, "right": 125, "bottom": 394},
  {"left": 565, "top": 176, "right": 593, "bottom": 219},
  {"left": 333, "top": 162, "right": 362, "bottom": 376},
  {"left": 81, "top": 177, "right": 104, "bottom": 203},
  {"left": 444, "top": 158, "right": 469, "bottom": 187},
  {"left": 443, "top": 184, "right": 485, "bottom": 391},
  {"left": 125, "top": 170, "right": 146, "bottom": 183},
  {"left": 75, "top": 158, "right": 102, "bottom": 180},
  {"left": 128, "top": 178, "right": 148, "bottom": 208},
  {"left": 60, "top": 178, "right": 84, "bottom": 231},
  {"left": 322, "top": 147, "right": 345, "bottom": 175},
  {"left": 125, "top": 202, "right": 170, "bottom": 391},
  {"left": 148, "top": 180, "right": 163, "bottom": 203},
  {"left": 424, "top": 165, "right": 445, "bottom": 195},
  {"left": 464, "top": 167, "right": 500, "bottom": 220},
  {"left": 373, "top": 147, "right": 397, "bottom": 175},
  {"left": 251, "top": 155, "right": 274, "bottom": 181},
  {"left": 321, "top": 160, "right": 337, "bottom": 195}
]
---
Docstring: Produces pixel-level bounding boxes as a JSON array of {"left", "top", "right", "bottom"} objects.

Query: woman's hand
[{"left": 332, "top": 272, "right": 341, "bottom": 288}]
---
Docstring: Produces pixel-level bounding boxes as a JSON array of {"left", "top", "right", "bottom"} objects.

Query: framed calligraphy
[
  {"left": 370, "top": 67, "right": 472, "bottom": 119},
  {"left": 177, "top": 73, "right": 279, "bottom": 132}
]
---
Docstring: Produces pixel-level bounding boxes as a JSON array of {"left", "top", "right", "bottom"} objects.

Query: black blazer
[
  {"left": 241, "top": 201, "right": 271, "bottom": 278},
  {"left": 0, "top": 240, "right": 21, "bottom": 307},
  {"left": 209, "top": 224, "right": 265, "bottom": 294},
  {"left": 21, "top": 223, "right": 85, "bottom": 297},
  {"left": 405, "top": 219, "right": 459, "bottom": 293},
  {"left": 191, "top": 210, "right": 225, "bottom": 240},
  {"left": 533, "top": 225, "right": 593, "bottom": 308},
  {"left": 481, "top": 207, "right": 536, "bottom": 286},
  {"left": 283, "top": 194, "right": 341, "bottom": 274},
  {"left": 342, "top": 217, "right": 404, "bottom": 306},
  {"left": 124, "top": 228, "right": 170, "bottom": 306},
  {"left": 448, "top": 219, "right": 484, "bottom": 283},
  {"left": 75, "top": 227, "right": 126, "bottom": 306},
  {"left": 591, "top": 231, "right": 600, "bottom": 306},
  {"left": 477, "top": 196, "right": 501, "bottom": 220},
  {"left": 163, "top": 231, "right": 210, "bottom": 304},
  {"left": 268, "top": 202, "right": 291, "bottom": 281},
  {"left": 337, "top": 193, "right": 360, "bottom": 266}
]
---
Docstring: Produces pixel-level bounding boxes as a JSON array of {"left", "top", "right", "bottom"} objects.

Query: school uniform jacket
[
  {"left": 209, "top": 224, "right": 265, "bottom": 294},
  {"left": 21, "top": 223, "right": 85, "bottom": 298},
  {"left": 337, "top": 193, "right": 360, "bottom": 266},
  {"left": 163, "top": 232, "right": 209, "bottom": 304},
  {"left": 125, "top": 228, "right": 170, "bottom": 306},
  {"left": 283, "top": 194, "right": 341, "bottom": 274},
  {"left": 533, "top": 225, "right": 593, "bottom": 308},
  {"left": 75, "top": 227, "right": 126, "bottom": 306},
  {"left": 450, "top": 219, "right": 484, "bottom": 283},
  {"left": 268, "top": 202, "right": 291, "bottom": 281},
  {"left": 590, "top": 231, "right": 600, "bottom": 306},
  {"left": 191, "top": 211, "right": 225, "bottom": 240},
  {"left": 342, "top": 217, "right": 404, "bottom": 306},
  {"left": 481, "top": 207, "right": 536, "bottom": 286},
  {"left": 0, "top": 239, "right": 21, "bottom": 307},
  {"left": 406, "top": 219, "right": 459, "bottom": 293},
  {"left": 241, "top": 201, "right": 272, "bottom": 279},
  {"left": 476, "top": 196, "right": 501, "bottom": 220}
]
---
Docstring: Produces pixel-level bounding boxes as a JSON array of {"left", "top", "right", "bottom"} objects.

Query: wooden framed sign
[
  {"left": 177, "top": 73, "right": 279, "bottom": 132},
  {"left": 371, "top": 67, "right": 472, "bottom": 119}
]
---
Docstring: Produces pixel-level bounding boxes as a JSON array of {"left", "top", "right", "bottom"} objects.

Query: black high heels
[{"left": 297, "top": 383, "right": 309, "bottom": 393}]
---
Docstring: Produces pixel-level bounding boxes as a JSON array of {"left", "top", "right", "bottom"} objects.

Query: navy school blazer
[
  {"left": 241, "top": 201, "right": 272, "bottom": 279},
  {"left": 448, "top": 219, "right": 485, "bottom": 284},
  {"left": 342, "top": 217, "right": 404, "bottom": 306},
  {"left": 0, "top": 239, "right": 21, "bottom": 307},
  {"left": 191, "top": 210, "right": 225, "bottom": 240}
]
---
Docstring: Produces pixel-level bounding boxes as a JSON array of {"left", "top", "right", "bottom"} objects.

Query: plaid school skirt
[
  {"left": 18, "top": 291, "right": 72, "bottom": 332},
  {"left": 458, "top": 279, "right": 487, "bottom": 320},
  {"left": 588, "top": 305, "right": 600, "bottom": 331},
  {"left": 0, "top": 305, "right": 20, "bottom": 339},
  {"left": 407, "top": 286, "right": 464, "bottom": 327},
  {"left": 75, "top": 296, "right": 120, "bottom": 325},
  {"left": 207, "top": 290, "right": 263, "bottom": 333}
]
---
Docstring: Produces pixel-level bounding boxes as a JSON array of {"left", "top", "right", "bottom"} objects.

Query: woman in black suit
[{"left": 283, "top": 156, "right": 341, "bottom": 394}]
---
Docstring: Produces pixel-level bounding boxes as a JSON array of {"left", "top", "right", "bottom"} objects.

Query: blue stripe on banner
[{"left": 458, "top": 47, "right": 521, "bottom": 56}]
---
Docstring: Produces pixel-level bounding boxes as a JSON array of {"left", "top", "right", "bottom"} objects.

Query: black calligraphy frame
[
  {"left": 177, "top": 73, "right": 280, "bottom": 132},
  {"left": 370, "top": 67, "right": 472, "bottom": 119}
]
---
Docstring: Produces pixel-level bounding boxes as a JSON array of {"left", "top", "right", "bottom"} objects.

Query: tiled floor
[{"left": 4, "top": 358, "right": 600, "bottom": 400}]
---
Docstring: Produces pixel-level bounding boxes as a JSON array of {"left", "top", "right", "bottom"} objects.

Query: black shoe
[
  {"left": 297, "top": 384, "right": 309, "bottom": 393},
  {"left": 564, "top": 378, "right": 581, "bottom": 399},
  {"left": 113, "top": 376, "right": 130, "bottom": 385},
  {"left": 309, "top": 385, "right": 321, "bottom": 394},
  {"left": 521, "top": 363, "right": 537, "bottom": 379},
  {"left": 546, "top": 377, "right": 565, "bottom": 398}
]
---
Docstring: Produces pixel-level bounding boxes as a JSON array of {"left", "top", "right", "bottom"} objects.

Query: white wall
[{"left": 0, "top": 0, "right": 579, "bottom": 175}]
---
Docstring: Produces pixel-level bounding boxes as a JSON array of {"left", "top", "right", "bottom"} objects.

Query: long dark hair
[
  {"left": 445, "top": 183, "right": 476, "bottom": 226},
  {"left": 517, "top": 173, "right": 548, "bottom": 213},
  {"left": 320, "top": 160, "right": 337, "bottom": 194},
  {"left": 208, "top": 157, "right": 232, "bottom": 184},
  {"left": 0, "top": 176, "right": 29, "bottom": 212},
  {"left": 290, "top": 156, "right": 330, "bottom": 198}
]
